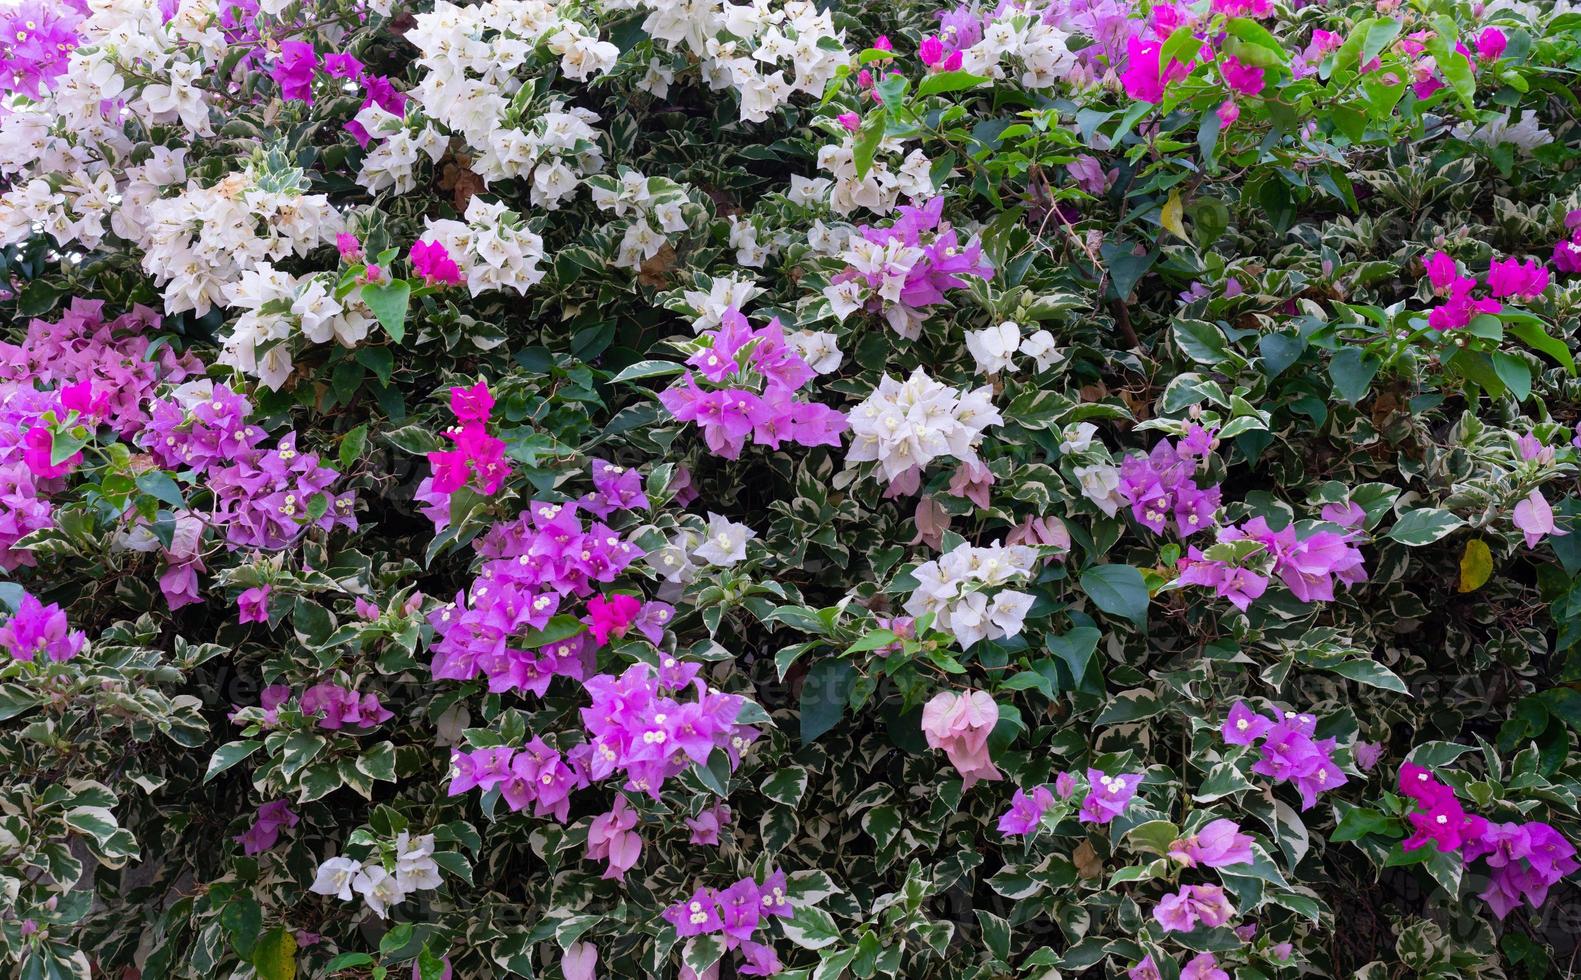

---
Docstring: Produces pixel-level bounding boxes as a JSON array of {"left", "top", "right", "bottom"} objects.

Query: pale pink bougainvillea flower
[
  {"left": 1513, "top": 490, "right": 1565, "bottom": 549},
  {"left": 921, "top": 689, "right": 1002, "bottom": 789}
]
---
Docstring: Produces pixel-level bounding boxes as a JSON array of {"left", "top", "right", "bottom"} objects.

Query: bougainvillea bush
[{"left": 10, "top": 0, "right": 1581, "bottom": 977}]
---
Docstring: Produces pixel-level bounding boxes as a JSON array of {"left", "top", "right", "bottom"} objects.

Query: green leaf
[
  {"left": 1099, "top": 240, "right": 1156, "bottom": 299},
  {"left": 760, "top": 767, "right": 808, "bottom": 806},
  {"left": 610, "top": 360, "right": 686, "bottom": 384},
  {"left": 1491, "top": 352, "right": 1531, "bottom": 401},
  {"left": 517, "top": 615, "right": 585, "bottom": 647},
  {"left": 975, "top": 910, "right": 1011, "bottom": 961},
  {"left": 915, "top": 70, "right": 989, "bottom": 97},
  {"left": 1506, "top": 317, "right": 1575, "bottom": 375},
  {"left": 205, "top": 740, "right": 263, "bottom": 783},
  {"left": 1225, "top": 17, "right": 1290, "bottom": 62},
  {"left": 361, "top": 280, "right": 412, "bottom": 344},
  {"left": 853, "top": 107, "right": 887, "bottom": 179},
  {"left": 1258, "top": 333, "right": 1306, "bottom": 378},
  {"left": 683, "top": 935, "right": 727, "bottom": 975},
  {"left": 339, "top": 424, "right": 370, "bottom": 470},
  {"left": 800, "top": 659, "right": 855, "bottom": 744},
  {"left": 1080, "top": 564, "right": 1150, "bottom": 626},
  {"left": 1173, "top": 319, "right": 1232, "bottom": 365},
  {"left": 1045, "top": 627, "right": 1101, "bottom": 688},
  {"left": 1328, "top": 348, "right": 1380, "bottom": 404},
  {"left": 1386, "top": 508, "right": 1464, "bottom": 545},
  {"left": 1323, "top": 658, "right": 1408, "bottom": 694},
  {"left": 135, "top": 471, "right": 185, "bottom": 508},
  {"left": 782, "top": 906, "right": 841, "bottom": 950},
  {"left": 65, "top": 806, "right": 118, "bottom": 845}
]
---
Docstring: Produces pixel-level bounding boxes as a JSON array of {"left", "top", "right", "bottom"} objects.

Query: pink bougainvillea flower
[
  {"left": 564, "top": 943, "right": 598, "bottom": 980},
  {"left": 1487, "top": 256, "right": 1550, "bottom": 301},
  {"left": 336, "top": 232, "right": 363, "bottom": 261},
  {"left": 1219, "top": 56, "right": 1265, "bottom": 96},
  {"left": 1079, "top": 769, "right": 1144, "bottom": 824},
  {"left": 233, "top": 800, "right": 297, "bottom": 855},
  {"left": 586, "top": 794, "right": 642, "bottom": 880},
  {"left": 324, "top": 51, "right": 363, "bottom": 79},
  {"left": 584, "top": 593, "right": 642, "bottom": 646},
  {"left": 1121, "top": 36, "right": 1193, "bottom": 103},
  {"left": 1425, "top": 251, "right": 1459, "bottom": 291},
  {"left": 410, "top": 239, "right": 465, "bottom": 286},
  {"left": 1221, "top": 700, "right": 1272, "bottom": 745},
  {"left": 1153, "top": 883, "right": 1236, "bottom": 932},
  {"left": 1476, "top": 27, "right": 1507, "bottom": 61}
]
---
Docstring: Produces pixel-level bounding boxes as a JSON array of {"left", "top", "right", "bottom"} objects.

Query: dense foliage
[{"left": 5, "top": 0, "right": 1581, "bottom": 976}]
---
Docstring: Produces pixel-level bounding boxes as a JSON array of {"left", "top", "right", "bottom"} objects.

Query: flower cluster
[
  {"left": 661, "top": 870, "right": 793, "bottom": 976},
  {"left": 0, "top": 0, "right": 82, "bottom": 99},
  {"left": 586, "top": 794, "right": 642, "bottom": 879},
  {"left": 1131, "top": 952, "right": 1234, "bottom": 980},
  {"left": 416, "top": 383, "right": 512, "bottom": 528},
  {"left": 658, "top": 309, "right": 847, "bottom": 460},
  {"left": 963, "top": 319, "right": 1063, "bottom": 376},
  {"left": 1117, "top": 432, "right": 1222, "bottom": 538},
  {"left": 580, "top": 661, "right": 757, "bottom": 798},
  {"left": 1552, "top": 209, "right": 1581, "bottom": 273},
  {"left": 300, "top": 682, "right": 396, "bottom": 731},
  {"left": 636, "top": 0, "right": 845, "bottom": 123},
  {"left": 427, "top": 501, "right": 647, "bottom": 695},
  {"left": 310, "top": 833, "right": 443, "bottom": 919},
  {"left": 1169, "top": 819, "right": 1254, "bottom": 868},
  {"left": 846, "top": 367, "right": 1001, "bottom": 489},
  {"left": 217, "top": 263, "right": 378, "bottom": 389},
  {"left": 140, "top": 161, "right": 345, "bottom": 317},
  {"left": 0, "top": 591, "right": 86, "bottom": 663},
  {"left": 903, "top": 541, "right": 1037, "bottom": 649},
  {"left": 1077, "top": 769, "right": 1145, "bottom": 826},
  {"left": 1152, "top": 883, "right": 1237, "bottom": 933},
  {"left": 1178, "top": 514, "right": 1367, "bottom": 610},
  {"left": 589, "top": 169, "right": 694, "bottom": 272},
  {"left": 996, "top": 767, "right": 1148, "bottom": 835},
  {"left": 403, "top": 0, "right": 612, "bottom": 196},
  {"left": 824, "top": 199, "right": 993, "bottom": 340},
  {"left": 1422, "top": 250, "right": 1550, "bottom": 331},
  {"left": 1222, "top": 703, "right": 1348, "bottom": 810},
  {"left": 0, "top": 301, "right": 201, "bottom": 568},
  {"left": 1399, "top": 763, "right": 1579, "bottom": 918},
  {"left": 917, "top": 5, "right": 1083, "bottom": 89},
  {"left": 447, "top": 739, "right": 590, "bottom": 823},
  {"left": 415, "top": 198, "right": 547, "bottom": 296}
]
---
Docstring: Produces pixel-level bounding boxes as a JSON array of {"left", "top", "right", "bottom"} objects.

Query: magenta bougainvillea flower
[
  {"left": 1153, "top": 883, "right": 1237, "bottom": 932},
  {"left": 234, "top": 800, "right": 298, "bottom": 855},
  {"left": 1169, "top": 818, "right": 1255, "bottom": 868},
  {"left": 299, "top": 682, "right": 395, "bottom": 731},
  {"left": 0, "top": 591, "right": 85, "bottom": 663},
  {"left": 410, "top": 240, "right": 465, "bottom": 286},
  {"left": 996, "top": 786, "right": 1055, "bottom": 837}
]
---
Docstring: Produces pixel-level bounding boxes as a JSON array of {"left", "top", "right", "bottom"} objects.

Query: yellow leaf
[
  {"left": 1458, "top": 539, "right": 1493, "bottom": 593},
  {"left": 1160, "top": 190, "right": 1188, "bottom": 242},
  {"left": 253, "top": 927, "right": 297, "bottom": 980}
]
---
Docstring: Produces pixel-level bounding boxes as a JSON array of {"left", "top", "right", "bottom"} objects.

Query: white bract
[{"left": 846, "top": 368, "right": 1002, "bottom": 483}]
